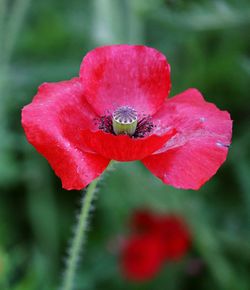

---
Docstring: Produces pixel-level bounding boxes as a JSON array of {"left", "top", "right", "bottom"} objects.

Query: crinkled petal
[
  {"left": 79, "top": 45, "right": 171, "bottom": 115},
  {"left": 79, "top": 129, "right": 175, "bottom": 162},
  {"left": 142, "top": 89, "right": 232, "bottom": 190},
  {"left": 22, "top": 78, "right": 110, "bottom": 190}
]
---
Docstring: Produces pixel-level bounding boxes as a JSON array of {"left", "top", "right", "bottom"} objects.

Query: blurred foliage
[{"left": 0, "top": 0, "right": 250, "bottom": 289}]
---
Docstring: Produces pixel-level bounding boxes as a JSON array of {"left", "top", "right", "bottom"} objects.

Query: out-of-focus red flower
[
  {"left": 158, "top": 216, "right": 190, "bottom": 260},
  {"left": 22, "top": 45, "right": 232, "bottom": 190},
  {"left": 121, "top": 235, "right": 165, "bottom": 281},
  {"left": 120, "top": 209, "right": 191, "bottom": 281},
  {"left": 130, "top": 209, "right": 159, "bottom": 233}
]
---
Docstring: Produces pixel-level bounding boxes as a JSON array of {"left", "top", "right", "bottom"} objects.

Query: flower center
[
  {"left": 112, "top": 106, "right": 138, "bottom": 136},
  {"left": 97, "top": 106, "right": 154, "bottom": 138}
]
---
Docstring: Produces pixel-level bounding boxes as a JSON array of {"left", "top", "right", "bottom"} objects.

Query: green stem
[{"left": 61, "top": 178, "right": 99, "bottom": 290}]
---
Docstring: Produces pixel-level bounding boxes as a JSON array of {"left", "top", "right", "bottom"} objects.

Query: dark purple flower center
[{"left": 96, "top": 106, "right": 154, "bottom": 138}]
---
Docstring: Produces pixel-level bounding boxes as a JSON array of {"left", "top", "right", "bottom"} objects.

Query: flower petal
[
  {"left": 158, "top": 216, "right": 190, "bottom": 260},
  {"left": 142, "top": 89, "right": 232, "bottom": 190},
  {"left": 131, "top": 210, "right": 159, "bottom": 233},
  {"left": 22, "top": 78, "right": 110, "bottom": 190},
  {"left": 79, "top": 45, "right": 171, "bottom": 115},
  {"left": 79, "top": 129, "right": 175, "bottom": 162},
  {"left": 121, "top": 235, "right": 165, "bottom": 281}
]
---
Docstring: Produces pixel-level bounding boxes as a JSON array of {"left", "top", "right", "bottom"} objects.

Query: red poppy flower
[
  {"left": 131, "top": 210, "right": 190, "bottom": 260},
  {"left": 120, "top": 235, "right": 165, "bottom": 281},
  {"left": 130, "top": 209, "right": 158, "bottom": 233},
  {"left": 22, "top": 45, "right": 232, "bottom": 190},
  {"left": 120, "top": 209, "right": 191, "bottom": 281},
  {"left": 157, "top": 216, "right": 190, "bottom": 260}
]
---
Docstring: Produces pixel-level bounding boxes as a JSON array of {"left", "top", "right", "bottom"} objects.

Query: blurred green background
[{"left": 0, "top": 0, "right": 250, "bottom": 289}]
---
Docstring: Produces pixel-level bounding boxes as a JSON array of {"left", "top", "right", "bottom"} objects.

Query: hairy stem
[{"left": 61, "top": 178, "right": 99, "bottom": 290}]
